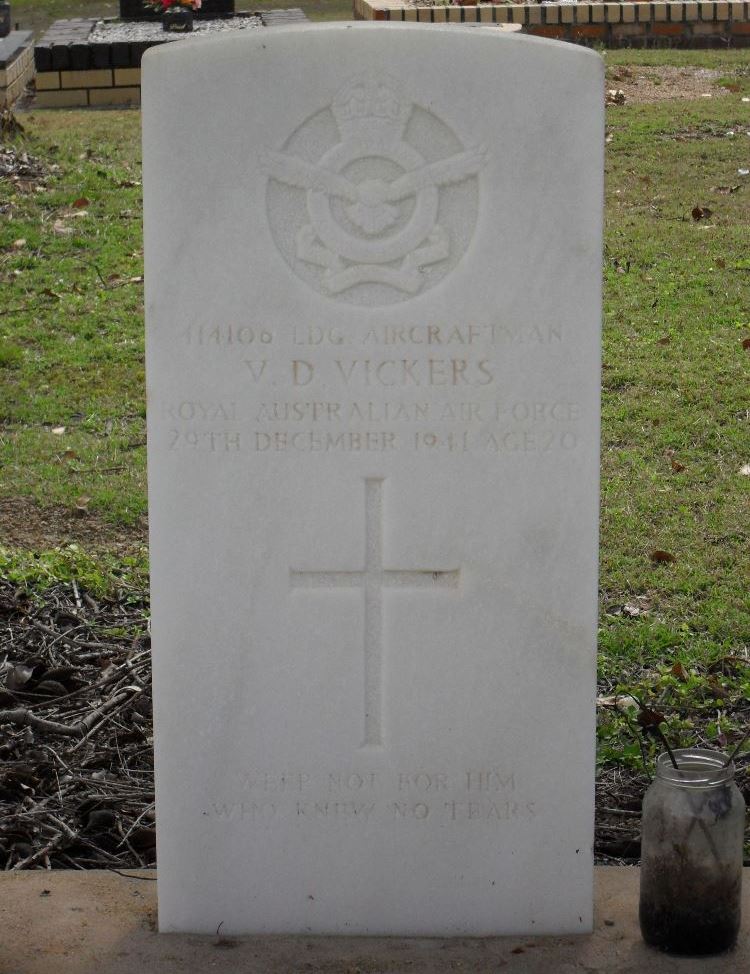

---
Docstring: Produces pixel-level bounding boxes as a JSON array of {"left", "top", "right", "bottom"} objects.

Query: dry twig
[{"left": 0, "top": 579, "right": 154, "bottom": 871}]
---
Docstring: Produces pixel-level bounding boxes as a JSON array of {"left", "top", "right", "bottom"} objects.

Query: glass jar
[{"left": 639, "top": 748, "right": 745, "bottom": 955}]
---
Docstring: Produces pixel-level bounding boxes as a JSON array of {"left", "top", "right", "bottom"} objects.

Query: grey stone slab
[
  {"left": 0, "top": 30, "right": 32, "bottom": 67},
  {"left": 2, "top": 868, "right": 749, "bottom": 974},
  {"left": 258, "top": 8, "right": 309, "bottom": 25}
]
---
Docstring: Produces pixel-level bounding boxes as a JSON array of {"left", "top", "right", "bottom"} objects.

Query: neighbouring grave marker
[{"left": 143, "top": 23, "right": 603, "bottom": 935}]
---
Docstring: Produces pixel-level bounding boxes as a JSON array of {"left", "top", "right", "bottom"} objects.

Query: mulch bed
[
  {"left": 0, "top": 580, "right": 154, "bottom": 871},
  {"left": 0, "top": 578, "right": 643, "bottom": 871},
  {"left": 0, "top": 121, "right": 52, "bottom": 212}
]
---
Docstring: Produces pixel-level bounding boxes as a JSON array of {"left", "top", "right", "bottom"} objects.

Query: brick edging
[
  {"left": 0, "top": 35, "right": 34, "bottom": 109},
  {"left": 32, "top": 10, "right": 310, "bottom": 108},
  {"left": 354, "top": 0, "right": 750, "bottom": 46}
]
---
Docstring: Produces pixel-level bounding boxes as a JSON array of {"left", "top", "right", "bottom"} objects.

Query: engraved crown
[{"left": 332, "top": 74, "right": 411, "bottom": 142}]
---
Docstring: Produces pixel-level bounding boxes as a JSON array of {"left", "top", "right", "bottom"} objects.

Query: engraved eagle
[{"left": 261, "top": 146, "right": 487, "bottom": 236}]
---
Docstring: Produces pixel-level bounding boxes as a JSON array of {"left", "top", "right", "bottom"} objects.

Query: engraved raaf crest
[{"left": 262, "top": 74, "right": 486, "bottom": 307}]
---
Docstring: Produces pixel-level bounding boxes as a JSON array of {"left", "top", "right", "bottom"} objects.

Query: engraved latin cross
[{"left": 290, "top": 478, "right": 460, "bottom": 748}]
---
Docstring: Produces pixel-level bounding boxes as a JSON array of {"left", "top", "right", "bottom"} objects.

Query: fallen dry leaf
[
  {"left": 691, "top": 205, "right": 713, "bottom": 221},
  {"left": 741, "top": 337, "right": 750, "bottom": 350},
  {"left": 51, "top": 426, "right": 66, "bottom": 436},
  {"left": 72, "top": 197, "right": 90, "bottom": 208},
  {"left": 656, "top": 336, "right": 671, "bottom": 346},
  {"left": 650, "top": 550, "right": 676, "bottom": 564},
  {"left": 52, "top": 220, "right": 73, "bottom": 236},
  {"left": 74, "top": 495, "right": 91, "bottom": 514},
  {"left": 671, "top": 459, "right": 686, "bottom": 473},
  {"left": 637, "top": 706, "right": 667, "bottom": 729},
  {"left": 606, "top": 89, "right": 626, "bottom": 106},
  {"left": 6, "top": 663, "right": 34, "bottom": 691},
  {"left": 671, "top": 661, "right": 689, "bottom": 681},
  {"left": 716, "top": 257, "right": 726, "bottom": 269},
  {"left": 711, "top": 185, "right": 740, "bottom": 195},
  {"left": 739, "top": 464, "right": 750, "bottom": 476},
  {"left": 597, "top": 694, "right": 639, "bottom": 713},
  {"left": 606, "top": 598, "right": 650, "bottom": 618},
  {"left": 11, "top": 238, "right": 26, "bottom": 249}
]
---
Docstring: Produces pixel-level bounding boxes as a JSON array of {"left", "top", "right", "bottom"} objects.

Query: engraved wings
[
  {"left": 261, "top": 145, "right": 487, "bottom": 205},
  {"left": 261, "top": 150, "right": 359, "bottom": 202},
  {"left": 382, "top": 146, "right": 488, "bottom": 201}
]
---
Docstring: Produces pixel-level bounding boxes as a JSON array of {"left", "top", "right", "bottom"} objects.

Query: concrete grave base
[{"left": 2, "top": 867, "right": 748, "bottom": 972}]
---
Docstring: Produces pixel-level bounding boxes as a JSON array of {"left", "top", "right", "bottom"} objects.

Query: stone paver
[{"left": 1, "top": 867, "right": 748, "bottom": 973}]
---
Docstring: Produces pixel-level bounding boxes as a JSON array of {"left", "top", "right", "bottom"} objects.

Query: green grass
[
  {"left": 603, "top": 48, "right": 750, "bottom": 69},
  {"left": 0, "top": 543, "right": 149, "bottom": 596},
  {"left": 595, "top": 56, "right": 750, "bottom": 763},
  {"left": 600, "top": 89, "right": 750, "bottom": 641},
  {"left": 1, "top": 50, "right": 750, "bottom": 765},
  {"left": 1, "top": 112, "right": 146, "bottom": 525}
]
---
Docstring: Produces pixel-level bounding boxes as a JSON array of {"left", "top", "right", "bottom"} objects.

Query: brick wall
[
  {"left": 35, "top": 67, "right": 141, "bottom": 108},
  {"left": 354, "top": 0, "right": 750, "bottom": 46},
  {"left": 0, "top": 32, "right": 34, "bottom": 108}
]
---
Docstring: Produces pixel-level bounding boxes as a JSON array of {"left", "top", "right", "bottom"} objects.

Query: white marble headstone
[{"left": 143, "top": 24, "right": 603, "bottom": 936}]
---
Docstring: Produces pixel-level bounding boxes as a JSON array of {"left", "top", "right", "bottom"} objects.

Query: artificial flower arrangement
[
  {"left": 145, "top": 0, "right": 201, "bottom": 30},
  {"left": 147, "top": 0, "right": 202, "bottom": 11}
]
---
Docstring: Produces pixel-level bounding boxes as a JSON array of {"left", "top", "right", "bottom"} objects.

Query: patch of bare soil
[
  {"left": 607, "top": 66, "right": 730, "bottom": 105},
  {"left": 0, "top": 497, "right": 147, "bottom": 556}
]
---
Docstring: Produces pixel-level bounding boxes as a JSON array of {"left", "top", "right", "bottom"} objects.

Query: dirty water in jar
[{"left": 639, "top": 749, "right": 744, "bottom": 955}]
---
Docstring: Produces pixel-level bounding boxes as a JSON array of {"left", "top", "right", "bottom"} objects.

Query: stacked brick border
[
  {"left": 0, "top": 31, "right": 34, "bottom": 108},
  {"left": 35, "top": 67, "right": 142, "bottom": 108},
  {"left": 353, "top": 0, "right": 750, "bottom": 46},
  {"left": 33, "top": 9, "right": 308, "bottom": 108},
  {"left": 34, "top": 20, "right": 141, "bottom": 107}
]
